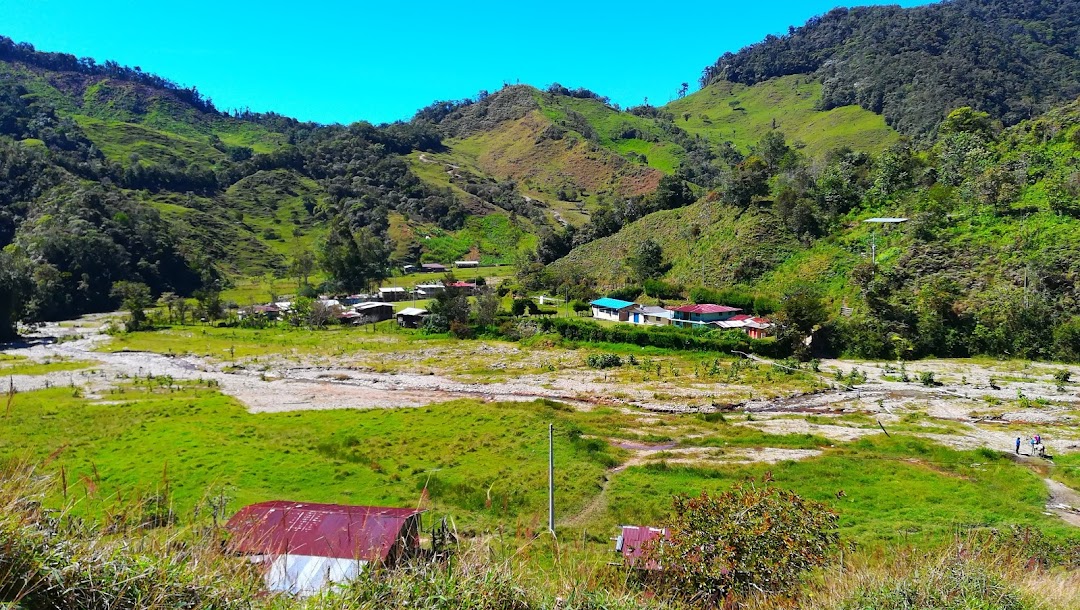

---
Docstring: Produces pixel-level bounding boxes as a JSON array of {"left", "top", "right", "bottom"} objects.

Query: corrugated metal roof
[
  {"left": 355, "top": 302, "right": 394, "bottom": 310},
  {"left": 670, "top": 304, "right": 741, "bottom": 314},
  {"left": 617, "top": 525, "right": 669, "bottom": 570},
  {"left": 863, "top": 217, "right": 908, "bottom": 223},
  {"left": 591, "top": 298, "right": 636, "bottom": 310},
  {"left": 226, "top": 501, "right": 423, "bottom": 561},
  {"left": 631, "top": 305, "right": 673, "bottom": 317},
  {"left": 397, "top": 308, "right": 428, "bottom": 317}
]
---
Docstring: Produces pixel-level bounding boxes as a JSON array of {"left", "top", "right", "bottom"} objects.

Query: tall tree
[
  {"left": 0, "top": 247, "right": 33, "bottom": 340},
  {"left": 318, "top": 216, "right": 390, "bottom": 293}
]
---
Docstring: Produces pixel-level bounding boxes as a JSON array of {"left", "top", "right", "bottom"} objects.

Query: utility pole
[
  {"left": 548, "top": 423, "right": 555, "bottom": 534},
  {"left": 871, "top": 231, "right": 877, "bottom": 266}
]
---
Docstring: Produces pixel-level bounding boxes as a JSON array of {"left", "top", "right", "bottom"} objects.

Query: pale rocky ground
[{"left": 4, "top": 314, "right": 1080, "bottom": 526}]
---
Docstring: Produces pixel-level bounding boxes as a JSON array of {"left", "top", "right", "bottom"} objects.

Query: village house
[
  {"left": 589, "top": 297, "right": 636, "bottom": 322},
  {"left": 396, "top": 307, "right": 429, "bottom": 328},
  {"left": 226, "top": 501, "right": 423, "bottom": 596},
  {"left": 669, "top": 303, "right": 742, "bottom": 328},
  {"left": 414, "top": 283, "right": 445, "bottom": 298},
  {"left": 378, "top": 287, "right": 408, "bottom": 302},
  {"left": 712, "top": 314, "right": 773, "bottom": 339},
  {"left": 453, "top": 260, "right": 479, "bottom": 268},
  {"left": 238, "top": 304, "right": 282, "bottom": 322},
  {"left": 420, "top": 263, "right": 447, "bottom": 273},
  {"left": 352, "top": 302, "right": 395, "bottom": 324},
  {"left": 628, "top": 304, "right": 672, "bottom": 326},
  {"left": 448, "top": 281, "right": 477, "bottom": 294}
]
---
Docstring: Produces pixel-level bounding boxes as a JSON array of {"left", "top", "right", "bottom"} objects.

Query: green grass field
[
  {"left": 0, "top": 383, "right": 616, "bottom": 531},
  {"left": 664, "top": 74, "right": 900, "bottom": 157},
  {"left": 0, "top": 376, "right": 1069, "bottom": 550}
]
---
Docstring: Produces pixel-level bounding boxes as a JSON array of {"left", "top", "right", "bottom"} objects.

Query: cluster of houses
[
  {"left": 400, "top": 261, "right": 481, "bottom": 274},
  {"left": 588, "top": 298, "right": 773, "bottom": 339},
  {"left": 242, "top": 297, "right": 433, "bottom": 328}
]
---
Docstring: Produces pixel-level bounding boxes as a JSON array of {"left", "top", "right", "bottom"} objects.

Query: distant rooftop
[{"left": 670, "top": 304, "right": 741, "bottom": 314}]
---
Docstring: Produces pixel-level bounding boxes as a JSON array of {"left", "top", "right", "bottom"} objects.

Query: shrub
[
  {"left": 643, "top": 279, "right": 683, "bottom": 299},
  {"left": 607, "top": 286, "right": 642, "bottom": 302},
  {"left": 647, "top": 484, "right": 839, "bottom": 605},
  {"left": 919, "top": 371, "right": 936, "bottom": 386},
  {"left": 570, "top": 300, "right": 592, "bottom": 314},
  {"left": 586, "top": 353, "right": 622, "bottom": 369},
  {"left": 1053, "top": 369, "right": 1071, "bottom": 385}
]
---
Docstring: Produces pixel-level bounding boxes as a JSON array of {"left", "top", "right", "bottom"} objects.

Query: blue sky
[{"left": 2, "top": 0, "right": 931, "bottom": 125}]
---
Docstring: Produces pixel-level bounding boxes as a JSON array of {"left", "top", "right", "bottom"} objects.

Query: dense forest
[{"left": 701, "top": 0, "right": 1080, "bottom": 138}]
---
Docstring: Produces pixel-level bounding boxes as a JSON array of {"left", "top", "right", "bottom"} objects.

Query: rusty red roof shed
[
  {"left": 616, "top": 525, "right": 670, "bottom": 570},
  {"left": 226, "top": 501, "right": 423, "bottom": 562},
  {"left": 670, "top": 304, "right": 742, "bottom": 314}
]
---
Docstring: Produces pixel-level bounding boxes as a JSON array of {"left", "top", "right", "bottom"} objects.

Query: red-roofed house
[
  {"left": 669, "top": 303, "right": 742, "bottom": 327},
  {"left": 711, "top": 315, "right": 773, "bottom": 339},
  {"left": 226, "top": 501, "right": 423, "bottom": 596}
]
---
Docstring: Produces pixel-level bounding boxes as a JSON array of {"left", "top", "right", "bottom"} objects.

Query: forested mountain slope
[
  {"left": 701, "top": 0, "right": 1080, "bottom": 139},
  {"left": 549, "top": 100, "right": 1080, "bottom": 361}
]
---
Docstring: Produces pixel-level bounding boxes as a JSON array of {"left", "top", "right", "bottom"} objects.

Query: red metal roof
[
  {"left": 618, "top": 525, "right": 669, "bottom": 570},
  {"left": 670, "top": 304, "right": 742, "bottom": 314},
  {"left": 728, "top": 314, "right": 752, "bottom": 321},
  {"left": 226, "top": 501, "right": 423, "bottom": 561},
  {"left": 449, "top": 281, "right": 476, "bottom": 288}
]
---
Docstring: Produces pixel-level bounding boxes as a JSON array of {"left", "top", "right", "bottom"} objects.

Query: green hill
[
  {"left": 701, "top": 0, "right": 1080, "bottom": 139},
  {"left": 664, "top": 75, "right": 899, "bottom": 158},
  {"left": 549, "top": 99, "right": 1080, "bottom": 361}
]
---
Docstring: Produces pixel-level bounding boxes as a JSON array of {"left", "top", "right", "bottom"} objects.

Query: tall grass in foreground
[
  {"left": 3, "top": 460, "right": 1079, "bottom": 609},
  {"left": 0, "top": 461, "right": 261, "bottom": 609}
]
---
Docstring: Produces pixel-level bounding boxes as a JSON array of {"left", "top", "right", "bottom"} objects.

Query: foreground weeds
[{"left": 2, "top": 461, "right": 1079, "bottom": 609}]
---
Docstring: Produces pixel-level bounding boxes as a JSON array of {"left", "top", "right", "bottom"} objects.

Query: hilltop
[{"left": 701, "top": 0, "right": 1080, "bottom": 139}]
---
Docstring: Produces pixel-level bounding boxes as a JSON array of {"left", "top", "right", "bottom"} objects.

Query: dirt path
[{"left": 1045, "top": 478, "right": 1080, "bottom": 527}]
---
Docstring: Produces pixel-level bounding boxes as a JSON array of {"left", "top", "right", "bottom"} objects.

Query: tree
[
  {"left": 110, "top": 281, "right": 152, "bottom": 331},
  {"left": 647, "top": 483, "right": 839, "bottom": 606},
  {"left": 627, "top": 238, "right": 665, "bottom": 283},
  {"left": 677, "top": 82, "right": 689, "bottom": 98},
  {"left": 193, "top": 287, "right": 223, "bottom": 323},
  {"left": 723, "top": 156, "right": 770, "bottom": 208},
  {"left": 318, "top": 216, "right": 390, "bottom": 293},
  {"left": 473, "top": 286, "right": 500, "bottom": 327},
  {"left": 0, "top": 247, "right": 33, "bottom": 340},
  {"left": 157, "top": 292, "right": 180, "bottom": 324},
  {"left": 773, "top": 285, "right": 826, "bottom": 360},
  {"left": 289, "top": 249, "right": 316, "bottom": 290}
]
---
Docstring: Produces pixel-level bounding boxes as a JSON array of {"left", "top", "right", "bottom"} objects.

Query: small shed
[
  {"left": 615, "top": 525, "right": 669, "bottom": 570},
  {"left": 396, "top": 307, "right": 429, "bottom": 328},
  {"left": 421, "top": 263, "right": 447, "bottom": 273},
  {"left": 454, "top": 260, "right": 479, "bottom": 268},
  {"left": 353, "top": 302, "right": 395, "bottom": 323},
  {"left": 590, "top": 298, "right": 637, "bottom": 322},
  {"left": 226, "top": 501, "right": 424, "bottom": 596}
]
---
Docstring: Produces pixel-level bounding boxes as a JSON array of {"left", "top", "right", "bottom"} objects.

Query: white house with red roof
[{"left": 712, "top": 314, "right": 773, "bottom": 339}]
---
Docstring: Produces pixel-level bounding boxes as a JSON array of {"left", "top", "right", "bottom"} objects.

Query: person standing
[
  {"left": 1030, "top": 436, "right": 1037, "bottom": 455},
  {"left": 1016, "top": 437, "right": 1021, "bottom": 454}
]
